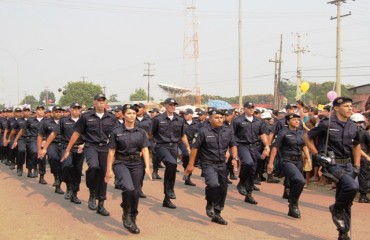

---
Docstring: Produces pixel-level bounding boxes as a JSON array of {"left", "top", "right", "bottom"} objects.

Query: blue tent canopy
[{"left": 207, "top": 100, "right": 233, "bottom": 109}]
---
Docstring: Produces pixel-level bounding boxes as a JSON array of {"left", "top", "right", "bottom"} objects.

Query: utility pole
[
  {"left": 81, "top": 76, "right": 88, "bottom": 82},
  {"left": 238, "top": 0, "right": 243, "bottom": 109},
  {"left": 293, "top": 33, "right": 308, "bottom": 99},
  {"left": 277, "top": 34, "right": 283, "bottom": 110},
  {"left": 143, "top": 63, "right": 154, "bottom": 103},
  {"left": 328, "top": 0, "right": 351, "bottom": 97},
  {"left": 269, "top": 53, "right": 279, "bottom": 110}
]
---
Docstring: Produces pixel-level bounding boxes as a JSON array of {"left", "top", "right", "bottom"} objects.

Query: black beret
[{"left": 332, "top": 97, "right": 352, "bottom": 106}]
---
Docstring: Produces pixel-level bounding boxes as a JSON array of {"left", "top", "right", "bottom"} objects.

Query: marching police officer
[
  {"left": 105, "top": 104, "right": 152, "bottom": 234},
  {"left": 62, "top": 94, "right": 118, "bottom": 216},
  {"left": 233, "top": 101, "right": 270, "bottom": 204},
  {"left": 305, "top": 97, "right": 360, "bottom": 240},
  {"left": 5, "top": 108, "right": 22, "bottom": 171},
  {"left": 185, "top": 109, "right": 238, "bottom": 225},
  {"left": 268, "top": 113, "right": 310, "bottom": 218},
  {"left": 149, "top": 98, "right": 190, "bottom": 209}
]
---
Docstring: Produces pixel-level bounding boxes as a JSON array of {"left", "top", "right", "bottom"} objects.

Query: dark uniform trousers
[
  {"left": 281, "top": 159, "right": 305, "bottom": 202},
  {"left": 8, "top": 137, "right": 17, "bottom": 165},
  {"left": 16, "top": 139, "right": 27, "bottom": 168},
  {"left": 84, "top": 146, "right": 108, "bottom": 201},
  {"left": 359, "top": 157, "right": 369, "bottom": 194},
  {"left": 114, "top": 160, "right": 144, "bottom": 216},
  {"left": 238, "top": 144, "right": 259, "bottom": 192},
  {"left": 0, "top": 134, "right": 4, "bottom": 160},
  {"left": 178, "top": 141, "right": 190, "bottom": 169},
  {"left": 155, "top": 145, "right": 178, "bottom": 197},
  {"left": 48, "top": 143, "right": 63, "bottom": 177},
  {"left": 25, "top": 138, "right": 38, "bottom": 170},
  {"left": 328, "top": 163, "right": 358, "bottom": 233},
  {"left": 201, "top": 162, "right": 228, "bottom": 213},
  {"left": 61, "top": 147, "right": 84, "bottom": 193}
]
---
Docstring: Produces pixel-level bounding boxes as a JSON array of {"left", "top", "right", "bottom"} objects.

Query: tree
[
  {"left": 20, "top": 95, "right": 38, "bottom": 109},
  {"left": 108, "top": 94, "right": 119, "bottom": 102},
  {"left": 0, "top": 104, "right": 5, "bottom": 109},
  {"left": 39, "top": 90, "right": 56, "bottom": 105},
  {"left": 313, "top": 81, "right": 351, "bottom": 105},
  {"left": 58, "top": 81, "right": 103, "bottom": 107},
  {"left": 130, "top": 88, "right": 147, "bottom": 101}
]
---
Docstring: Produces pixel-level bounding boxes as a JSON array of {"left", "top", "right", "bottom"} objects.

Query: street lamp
[{"left": 0, "top": 48, "right": 44, "bottom": 105}]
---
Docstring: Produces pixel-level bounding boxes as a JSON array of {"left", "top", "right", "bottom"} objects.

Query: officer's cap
[
  {"left": 70, "top": 102, "right": 82, "bottom": 108},
  {"left": 149, "top": 108, "right": 159, "bottom": 113},
  {"left": 208, "top": 109, "right": 225, "bottom": 116},
  {"left": 14, "top": 107, "right": 22, "bottom": 112},
  {"left": 36, "top": 105, "right": 45, "bottom": 110},
  {"left": 224, "top": 109, "right": 234, "bottom": 116},
  {"left": 164, "top": 98, "right": 178, "bottom": 105},
  {"left": 243, "top": 101, "right": 254, "bottom": 108},
  {"left": 114, "top": 106, "right": 123, "bottom": 112},
  {"left": 197, "top": 110, "right": 206, "bottom": 116},
  {"left": 52, "top": 105, "right": 63, "bottom": 111},
  {"left": 22, "top": 106, "right": 31, "bottom": 111},
  {"left": 94, "top": 93, "right": 106, "bottom": 100},
  {"left": 285, "top": 103, "right": 298, "bottom": 110},
  {"left": 184, "top": 108, "right": 194, "bottom": 115},
  {"left": 122, "top": 104, "right": 139, "bottom": 112},
  {"left": 285, "top": 113, "right": 300, "bottom": 120},
  {"left": 261, "top": 112, "right": 272, "bottom": 119},
  {"left": 137, "top": 103, "right": 145, "bottom": 108},
  {"left": 254, "top": 108, "right": 262, "bottom": 114},
  {"left": 332, "top": 97, "right": 353, "bottom": 106}
]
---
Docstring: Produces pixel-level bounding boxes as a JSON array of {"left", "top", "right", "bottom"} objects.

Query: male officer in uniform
[
  {"left": 4, "top": 108, "right": 22, "bottom": 171},
  {"left": 150, "top": 97, "right": 190, "bottom": 209},
  {"left": 185, "top": 109, "right": 238, "bottom": 225},
  {"left": 62, "top": 94, "right": 118, "bottom": 216},
  {"left": 305, "top": 97, "right": 360, "bottom": 240},
  {"left": 233, "top": 101, "right": 270, "bottom": 204},
  {"left": 42, "top": 102, "right": 84, "bottom": 204},
  {"left": 180, "top": 108, "right": 199, "bottom": 186}
]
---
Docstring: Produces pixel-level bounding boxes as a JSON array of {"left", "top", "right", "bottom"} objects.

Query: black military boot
[
  {"left": 244, "top": 193, "right": 258, "bottom": 205},
  {"left": 358, "top": 193, "right": 369, "bottom": 203},
  {"left": 338, "top": 231, "right": 350, "bottom": 240},
  {"left": 129, "top": 215, "right": 140, "bottom": 234},
  {"left": 52, "top": 175, "right": 60, "bottom": 187},
  {"left": 184, "top": 175, "right": 196, "bottom": 186},
  {"left": 122, "top": 210, "right": 139, "bottom": 233},
  {"left": 64, "top": 185, "right": 72, "bottom": 200},
  {"left": 17, "top": 167, "right": 23, "bottom": 177},
  {"left": 97, "top": 200, "right": 110, "bottom": 216},
  {"left": 229, "top": 171, "right": 237, "bottom": 180},
  {"left": 206, "top": 201, "right": 215, "bottom": 218},
  {"left": 282, "top": 188, "right": 290, "bottom": 200},
  {"left": 211, "top": 211, "right": 228, "bottom": 225},
  {"left": 9, "top": 163, "right": 16, "bottom": 170},
  {"left": 162, "top": 197, "right": 176, "bottom": 209},
  {"left": 267, "top": 173, "right": 280, "bottom": 183},
  {"left": 88, "top": 189, "right": 97, "bottom": 210},
  {"left": 55, "top": 184, "right": 64, "bottom": 194},
  {"left": 39, "top": 174, "right": 47, "bottom": 185},
  {"left": 32, "top": 168, "right": 38, "bottom": 178},
  {"left": 151, "top": 169, "right": 162, "bottom": 180},
  {"left": 236, "top": 182, "right": 247, "bottom": 196},
  {"left": 70, "top": 192, "right": 82, "bottom": 204},
  {"left": 288, "top": 199, "right": 301, "bottom": 218},
  {"left": 329, "top": 204, "right": 345, "bottom": 233},
  {"left": 27, "top": 168, "right": 33, "bottom": 178}
]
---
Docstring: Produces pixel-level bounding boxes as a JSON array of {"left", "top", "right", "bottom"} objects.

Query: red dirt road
[{"left": 0, "top": 163, "right": 368, "bottom": 240}]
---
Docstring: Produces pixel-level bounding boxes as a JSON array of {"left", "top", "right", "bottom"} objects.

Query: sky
[{"left": 0, "top": 0, "right": 369, "bottom": 106}]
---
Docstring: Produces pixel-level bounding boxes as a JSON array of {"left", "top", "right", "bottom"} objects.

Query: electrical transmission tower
[{"left": 183, "top": 0, "right": 200, "bottom": 106}]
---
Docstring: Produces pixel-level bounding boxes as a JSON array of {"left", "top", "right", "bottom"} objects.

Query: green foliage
[
  {"left": 108, "top": 94, "right": 119, "bottom": 102},
  {"left": 130, "top": 88, "right": 147, "bottom": 101},
  {"left": 20, "top": 95, "right": 38, "bottom": 109},
  {"left": 0, "top": 104, "right": 5, "bottom": 109},
  {"left": 58, "top": 81, "right": 103, "bottom": 107},
  {"left": 39, "top": 90, "right": 56, "bottom": 105}
]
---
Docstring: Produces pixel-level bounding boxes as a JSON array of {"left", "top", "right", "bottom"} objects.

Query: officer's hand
[
  {"left": 267, "top": 162, "right": 274, "bottom": 175},
  {"left": 41, "top": 141, "right": 46, "bottom": 148},
  {"left": 104, "top": 169, "right": 114, "bottom": 183},
  {"left": 225, "top": 151, "right": 230, "bottom": 160},
  {"left": 262, "top": 146, "right": 270, "bottom": 159},
  {"left": 11, "top": 141, "right": 17, "bottom": 149},
  {"left": 3, "top": 139, "right": 8, "bottom": 146},
  {"left": 77, "top": 145, "right": 84, "bottom": 154},
  {"left": 353, "top": 165, "right": 360, "bottom": 179},
  {"left": 145, "top": 167, "right": 153, "bottom": 181},
  {"left": 232, "top": 158, "right": 240, "bottom": 176},
  {"left": 60, "top": 152, "right": 69, "bottom": 162},
  {"left": 185, "top": 164, "right": 194, "bottom": 176}
]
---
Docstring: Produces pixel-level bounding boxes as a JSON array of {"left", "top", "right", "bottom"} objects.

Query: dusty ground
[{"left": 0, "top": 163, "right": 369, "bottom": 240}]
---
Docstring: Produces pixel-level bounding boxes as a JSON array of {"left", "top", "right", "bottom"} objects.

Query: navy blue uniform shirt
[
  {"left": 39, "top": 118, "right": 62, "bottom": 144},
  {"left": 150, "top": 112, "right": 185, "bottom": 144},
  {"left": 73, "top": 110, "right": 118, "bottom": 145},
  {"left": 192, "top": 124, "right": 237, "bottom": 162},
  {"left": 232, "top": 115, "right": 267, "bottom": 144},
  {"left": 184, "top": 119, "right": 199, "bottom": 142},
  {"left": 135, "top": 113, "right": 152, "bottom": 133},
  {"left": 108, "top": 125, "right": 150, "bottom": 157},
  {"left": 272, "top": 128, "right": 305, "bottom": 157},
  {"left": 308, "top": 114, "right": 359, "bottom": 159},
  {"left": 24, "top": 117, "right": 44, "bottom": 138},
  {"left": 54, "top": 116, "right": 84, "bottom": 146}
]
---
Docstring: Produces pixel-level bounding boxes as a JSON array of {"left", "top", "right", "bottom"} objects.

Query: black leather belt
[
  {"left": 335, "top": 158, "right": 351, "bottom": 164},
  {"left": 282, "top": 155, "right": 301, "bottom": 161},
  {"left": 86, "top": 142, "right": 106, "bottom": 147},
  {"left": 202, "top": 160, "right": 225, "bottom": 165},
  {"left": 116, "top": 154, "right": 141, "bottom": 161},
  {"left": 157, "top": 142, "right": 177, "bottom": 147},
  {"left": 242, "top": 142, "right": 260, "bottom": 147}
]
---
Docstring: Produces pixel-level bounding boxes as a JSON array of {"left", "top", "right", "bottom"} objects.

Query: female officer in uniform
[
  {"left": 267, "top": 113, "right": 310, "bottom": 218},
  {"left": 105, "top": 104, "right": 152, "bottom": 234}
]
